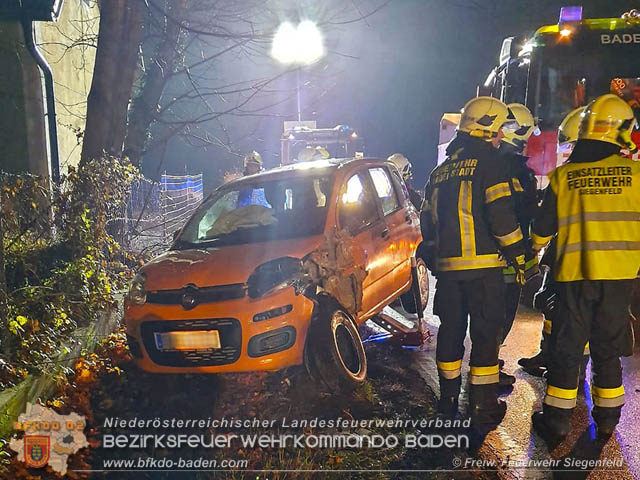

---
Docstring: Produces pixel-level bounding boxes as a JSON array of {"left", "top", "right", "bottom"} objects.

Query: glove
[{"left": 512, "top": 255, "right": 526, "bottom": 287}]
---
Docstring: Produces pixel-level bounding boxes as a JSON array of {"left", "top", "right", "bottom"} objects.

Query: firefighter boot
[
  {"left": 532, "top": 404, "right": 570, "bottom": 444},
  {"left": 499, "top": 370, "right": 516, "bottom": 387},
  {"left": 437, "top": 395, "right": 459, "bottom": 419},
  {"left": 469, "top": 384, "right": 507, "bottom": 430},
  {"left": 518, "top": 336, "right": 548, "bottom": 376},
  {"left": 437, "top": 376, "right": 461, "bottom": 418},
  {"left": 592, "top": 405, "right": 622, "bottom": 441}
]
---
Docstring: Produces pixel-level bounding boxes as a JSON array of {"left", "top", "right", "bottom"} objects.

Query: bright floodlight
[{"left": 271, "top": 20, "right": 324, "bottom": 65}]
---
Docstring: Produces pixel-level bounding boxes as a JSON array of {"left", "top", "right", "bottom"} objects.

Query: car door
[
  {"left": 337, "top": 169, "right": 389, "bottom": 316},
  {"left": 388, "top": 167, "right": 421, "bottom": 287},
  {"left": 367, "top": 166, "right": 414, "bottom": 296}
]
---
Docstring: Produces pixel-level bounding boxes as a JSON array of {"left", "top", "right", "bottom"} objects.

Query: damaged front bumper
[{"left": 125, "top": 285, "right": 315, "bottom": 374}]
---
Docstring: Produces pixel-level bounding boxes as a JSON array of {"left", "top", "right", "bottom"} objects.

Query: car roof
[{"left": 225, "top": 157, "right": 386, "bottom": 187}]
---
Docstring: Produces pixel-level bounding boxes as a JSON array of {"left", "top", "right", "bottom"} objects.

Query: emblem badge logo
[
  {"left": 181, "top": 285, "right": 199, "bottom": 310},
  {"left": 24, "top": 435, "right": 50, "bottom": 468}
]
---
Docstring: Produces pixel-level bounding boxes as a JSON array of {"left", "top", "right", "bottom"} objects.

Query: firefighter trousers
[
  {"left": 544, "top": 279, "right": 634, "bottom": 429},
  {"left": 500, "top": 283, "right": 521, "bottom": 345},
  {"left": 434, "top": 269, "right": 504, "bottom": 399}
]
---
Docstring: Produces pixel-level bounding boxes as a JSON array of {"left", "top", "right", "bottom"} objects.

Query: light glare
[{"left": 272, "top": 21, "right": 325, "bottom": 65}]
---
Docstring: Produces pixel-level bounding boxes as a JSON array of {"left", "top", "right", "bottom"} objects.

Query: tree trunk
[
  {"left": 124, "top": 0, "right": 189, "bottom": 168},
  {"left": 81, "top": 0, "right": 146, "bottom": 164}
]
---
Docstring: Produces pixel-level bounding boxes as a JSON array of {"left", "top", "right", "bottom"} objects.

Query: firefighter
[
  {"left": 421, "top": 97, "right": 526, "bottom": 429},
  {"left": 388, "top": 153, "right": 423, "bottom": 210},
  {"left": 243, "top": 151, "right": 264, "bottom": 176},
  {"left": 530, "top": 94, "right": 640, "bottom": 442},
  {"left": 518, "top": 107, "right": 588, "bottom": 376},
  {"left": 298, "top": 145, "right": 330, "bottom": 163},
  {"left": 497, "top": 103, "right": 540, "bottom": 387}
]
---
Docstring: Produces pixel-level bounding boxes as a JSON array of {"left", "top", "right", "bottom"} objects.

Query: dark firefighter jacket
[
  {"left": 421, "top": 132, "right": 526, "bottom": 279},
  {"left": 532, "top": 140, "right": 640, "bottom": 282},
  {"left": 501, "top": 151, "right": 539, "bottom": 281}
]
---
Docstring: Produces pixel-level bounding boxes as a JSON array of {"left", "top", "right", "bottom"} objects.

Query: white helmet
[
  {"left": 243, "top": 151, "right": 263, "bottom": 169},
  {"left": 387, "top": 153, "right": 412, "bottom": 180}
]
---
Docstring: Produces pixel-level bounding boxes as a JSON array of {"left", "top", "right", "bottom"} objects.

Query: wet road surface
[{"left": 382, "top": 274, "right": 639, "bottom": 479}]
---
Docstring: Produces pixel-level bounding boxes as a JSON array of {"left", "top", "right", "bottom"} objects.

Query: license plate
[{"left": 154, "top": 330, "right": 221, "bottom": 351}]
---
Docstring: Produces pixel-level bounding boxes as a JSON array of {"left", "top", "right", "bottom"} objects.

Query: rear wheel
[
  {"left": 400, "top": 257, "right": 429, "bottom": 314},
  {"left": 306, "top": 297, "right": 367, "bottom": 393}
]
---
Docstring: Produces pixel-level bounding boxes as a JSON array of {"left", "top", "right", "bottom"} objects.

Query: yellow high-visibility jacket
[{"left": 532, "top": 154, "right": 640, "bottom": 282}]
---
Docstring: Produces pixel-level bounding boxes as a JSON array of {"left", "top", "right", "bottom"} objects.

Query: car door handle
[{"left": 380, "top": 229, "right": 390, "bottom": 239}]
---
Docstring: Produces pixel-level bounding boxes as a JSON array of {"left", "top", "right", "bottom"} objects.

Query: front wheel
[
  {"left": 306, "top": 298, "right": 367, "bottom": 393},
  {"left": 400, "top": 257, "right": 429, "bottom": 314}
]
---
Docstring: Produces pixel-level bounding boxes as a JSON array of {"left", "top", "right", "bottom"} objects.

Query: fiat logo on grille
[{"left": 181, "top": 285, "right": 199, "bottom": 310}]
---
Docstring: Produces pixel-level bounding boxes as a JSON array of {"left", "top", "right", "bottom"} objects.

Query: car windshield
[
  {"left": 174, "top": 174, "right": 333, "bottom": 248},
  {"left": 530, "top": 46, "right": 640, "bottom": 129}
]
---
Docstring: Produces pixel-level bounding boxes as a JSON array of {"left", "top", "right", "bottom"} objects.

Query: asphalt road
[{"left": 386, "top": 274, "right": 639, "bottom": 480}]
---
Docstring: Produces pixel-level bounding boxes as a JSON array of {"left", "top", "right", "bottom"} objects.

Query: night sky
[{"left": 154, "top": 0, "right": 639, "bottom": 192}]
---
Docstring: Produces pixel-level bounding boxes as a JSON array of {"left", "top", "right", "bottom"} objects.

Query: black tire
[
  {"left": 306, "top": 297, "right": 367, "bottom": 393},
  {"left": 400, "top": 257, "right": 429, "bottom": 314}
]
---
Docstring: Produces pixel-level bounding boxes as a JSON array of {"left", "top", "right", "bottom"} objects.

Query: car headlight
[
  {"left": 128, "top": 273, "right": 147, "bottom": 305},
  {"left": 247, "top": 257, "right": 302, "bottom": 299}
]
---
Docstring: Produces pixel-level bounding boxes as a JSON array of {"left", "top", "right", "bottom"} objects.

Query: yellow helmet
[
  {"left": 458, "top": 96, "right": 515, "bottom": 140},
  {"left": 298, "top": 145, "right": 330, "bottom": 162},
  {"left": 502, "top": 103, "right": 539, "bottom": 151},
  {"left": 557, "top": 107, "right": 586, "bottom": 147},
  {"left": 579, "top": 94, "right": 637, "bottom": 150}
]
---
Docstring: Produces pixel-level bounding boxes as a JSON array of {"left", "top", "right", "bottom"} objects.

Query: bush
[{"left": 0, "top": 156, "right": 140, "bottom": 388}]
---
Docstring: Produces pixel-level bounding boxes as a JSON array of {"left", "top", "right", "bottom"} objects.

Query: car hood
[{"left": 141, "top": 235, "right": 325, "bottom": 290}]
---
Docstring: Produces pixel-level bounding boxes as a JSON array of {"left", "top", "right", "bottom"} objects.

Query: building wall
[
  {"left": 38, "top": 0, "right": 99, "bottom": 171},
  {"left": 0, "top": 0, "right": 98, "bottom": 179}
]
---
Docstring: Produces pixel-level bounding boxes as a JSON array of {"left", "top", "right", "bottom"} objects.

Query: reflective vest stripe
[
  {"left": 485, "top": 182, "right": 511, "bottom": 203},
  {"left": 558, "top": 211, "right": 640, "bottom": 227},
  {"left": 437, "top": 360, "right": 462, "bottom": 379},
  {"left": 563, "top": 241, "right": 640, "bottom": 254},
  {"left": 592, "top": 385, "right": 625, "bottom": 407},
  {"left": 544, "top": 385, "right": 578, "bottom": 409},
  {"left": 531, "top": 232, "right": 553, "bottom": 250},
  {"left": 593, "top": 396, "right": 625, "bottom": 408},
  {"left": 495, "top": 227, "right": 523, "bottom": 248},
  {"left": 512, "top": 178, "right": 524, "bottom": 192},
  {"left": 458, "top": 181, "right": 475, "bottom": 256},
  {"left": 470, "top": 365, "right": 499, "bottom": 376},
  {"left": 470, "top": 373, "right": 499, "bottom": 385},
  {"left": 437, "top": 359, "right": 462, "bottom": 371},
  {"left": 430, "top": 187, "right": 439, "bottom": 224},
  {"left": 437, "top": 254, "right": 506, "bottom": 271},
  {"left": 547, "top": 385, "right": 578, "bottom": 399},
  {"left": 469, "top": 365, "right": 500, "bottom": 385},
  {"left": 544, "top": 395, "right": 577, "bottom": 409},
  {"left": 592, "top": 385, "right": 625, "bottom": 399}
]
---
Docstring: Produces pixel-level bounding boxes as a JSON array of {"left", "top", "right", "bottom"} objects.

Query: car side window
[
  {"left": 369, "top": 167, "right": 400, "bottom": 216},
  {"left": 338, "top": 172, "right": 380, "bottom": 234},
  {"left": 390, "top": 169, "right": 410, "bottom": 205}
]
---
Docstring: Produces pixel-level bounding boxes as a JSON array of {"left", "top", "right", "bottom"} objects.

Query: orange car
[{"left": 125, "top": 158, "right": 427, "bottom": 391}]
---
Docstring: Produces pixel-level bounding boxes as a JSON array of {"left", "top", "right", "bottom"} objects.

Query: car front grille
[
  {"left": 146, "top": 284, "right": 246, "bottom": 306},
  {"left": 141, "top": 318, "right": 242, "bottom": 367}
]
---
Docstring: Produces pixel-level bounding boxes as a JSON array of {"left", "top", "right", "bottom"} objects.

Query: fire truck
[
  {"left": 280, "top": 121, "right": 365, "bottom": 165},
  {"left": 438, "top": 8, "right": 640, "bottom": 186},
  {"left": 482, "top": 6, "right": 640, "bottom": 185}
]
